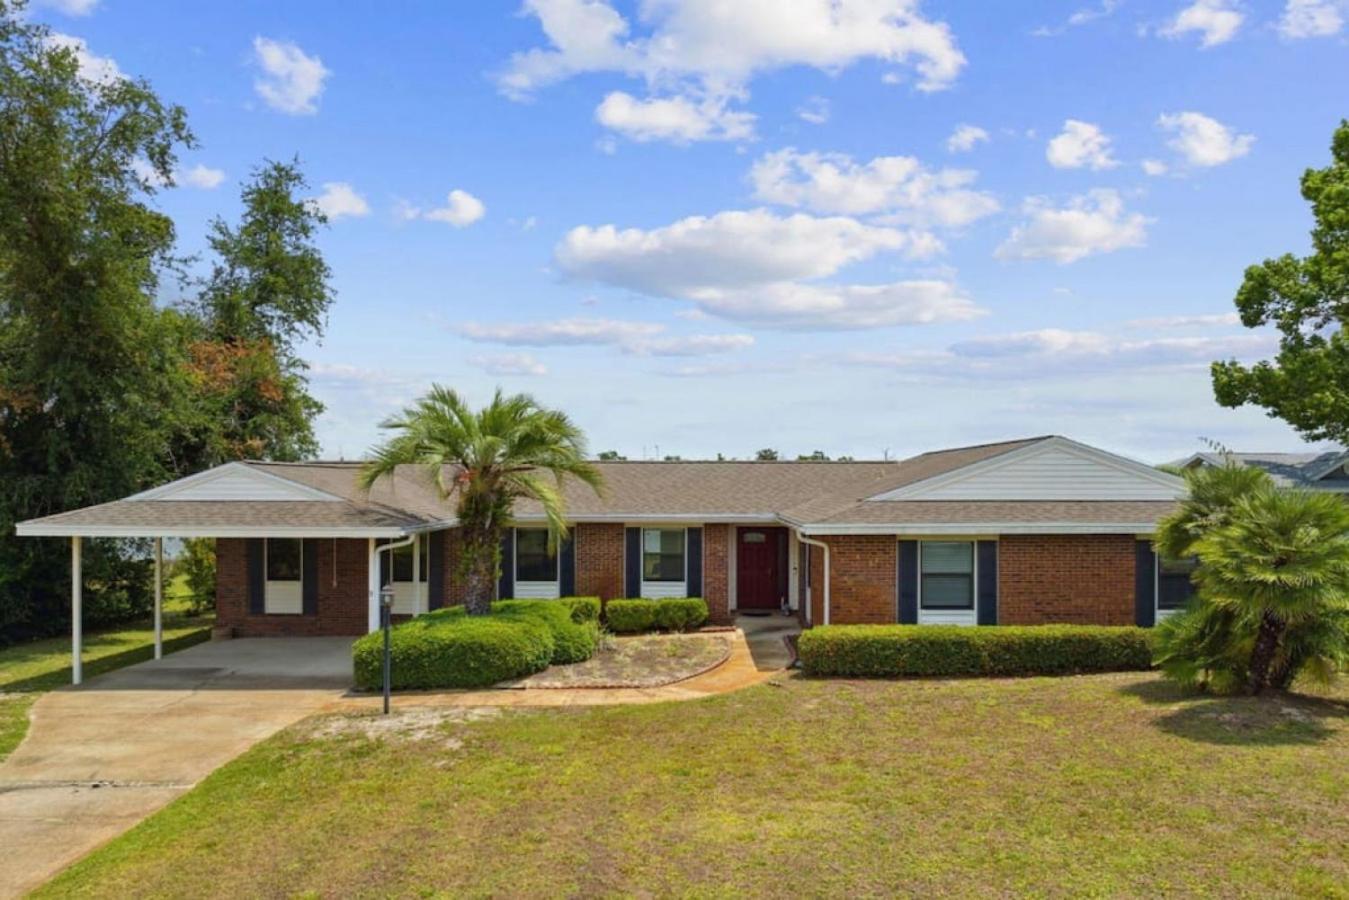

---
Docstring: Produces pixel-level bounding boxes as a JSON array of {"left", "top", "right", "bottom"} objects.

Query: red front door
[{"left": 737, "top": 527, "right": 784, "bottom": 610}]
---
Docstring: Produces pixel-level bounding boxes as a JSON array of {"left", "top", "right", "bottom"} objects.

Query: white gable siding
[
  {"left": 876, "top": 443, "right": 1182, "bottom": 501},
  {"left": 135, "top": 465, "right": 337, "bottom": 502}
]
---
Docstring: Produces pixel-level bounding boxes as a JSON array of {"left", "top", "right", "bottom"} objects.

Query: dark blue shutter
[
  {"left": 898, "top": 540, "right": 918, "bottom": 624},
  {"left": 624, "top": 527, "right": 641, "bottom": 598},
  {"left": 976, "top": 540, "right": 997, "bottom": 625},
  {"left": 559, "top": 533, "right": 576, "bottom": 596},
  {"left": 685, "top": 527, "right": 703, "bottom": 598},
  {"left": 1135, "top": 540, "right": 1156, "bottom": 627},
  {"left": 498, "top": 530, "right": 514, "bottom": 600},
  {"left": 247, "top": 539, "right": 265, "bottom": 615},
  {"left": 301, "top": 539, "right": 318, "bottom": 616},
  {"left": 428, "top": 531, "right": 446, "bottom": 610}
]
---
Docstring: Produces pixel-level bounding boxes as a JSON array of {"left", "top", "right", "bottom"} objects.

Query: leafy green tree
[
  {"left": 177, "top": 160, "right": 332, "bottom": 466},
  {"left": 173, "top": 538, "right": 216, "bottom": 616},
  {"left": 597, "top": 450, "right": 626, "bottom": 460},
  {"left": 1212, "top": 121, "right": 1349, "bottom": 443},
  {"left": 360, "top": 387, "right": 602, "bottom": 615},
  {"left": 0, "top": 3, "right": 196, "bottom": 639},
  {"left": 755, "top": 448, "right": 779, "bottom": 461},
  {"left": 797, "top": 450, "right": 829, "bottom": 461}
]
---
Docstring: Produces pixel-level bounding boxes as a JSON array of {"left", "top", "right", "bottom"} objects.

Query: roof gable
[
  {"left": 867, "top": 436, "right": 1184, "bottom": 502},
  {"left": 129, "top": 463, "right": 344, "bottom": 502}
]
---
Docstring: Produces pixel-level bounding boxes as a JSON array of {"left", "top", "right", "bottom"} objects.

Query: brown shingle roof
[{"left": 809, "top": 499, "right": 1178, "bottom": 528}]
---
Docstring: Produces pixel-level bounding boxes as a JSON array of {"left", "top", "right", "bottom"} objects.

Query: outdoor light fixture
[{"left": 380, "top": 583, "right": 395, "bottom": 715}]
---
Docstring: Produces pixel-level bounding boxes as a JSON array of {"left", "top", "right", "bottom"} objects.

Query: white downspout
[
  {"left": 794, "top": 529, "right": 830, "bottom": 626},
  {"left": 369, "top": 535, "right": 416, "bottom": 632}
]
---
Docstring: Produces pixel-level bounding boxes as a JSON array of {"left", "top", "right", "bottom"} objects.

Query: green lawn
[
  {"left": 37, "top": 672, "right": 1349, "bottom": 898},
  {"left": 0, "top": 575, "right": 213, "bottom": 761}
]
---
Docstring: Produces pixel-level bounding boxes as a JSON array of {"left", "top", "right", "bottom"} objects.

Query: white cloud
[
  {"left": 468, "top": 353, "right": 548, "bottom": 376},
  {"left": 796, "top": 96, "right": 830, "bottom": 125},
  {"left": 1157, "top": 111, "right": 1254, "bottom": 166},
  {"left": 1033, "top": 0, "right": 1121, "bottom": 36},
  {"left": 1160, "top": 0, "right": 1244, "bottom": 47},
  {"left": 36, "top": 0, "right": 100, "bottom": 15},
  {"left": 458, "top": 317, "right": 754, "bottom": 356},
  {"left": 498, "top": 0, "right": 964, "bottom": 144},
  {"left": 252, "top": 37, "right": 329, "bottom": 115},
  {"left": 310, "top": 182, "right": 370, "bottom": 220},
  {"left": 131, "top": 159, "right": 226, "bottom": 191},
  {"left": 1045, "top": 120, "right": 1118, "bottom": 170},
  {"left": 180, "top": 164, "right": 226, "bottom": 189},
  {"left": 399, "top": 190, "right": 487, "bottom": 227},
  {"left": 1141, "top": 158, "right": 1169, "bottom": 176},
  {"left": 595, "top": 91, "right": 754, "bottom": 143},
  {"left": 946, "top": 124, "right": 989, "bottom": 153},
  {"left": 555, "top": 208, "right": 978, "bottom": 329},
  {"left": 45, "top": 33, "right": 121, "bottom": 84},
  {"left": 1279, "top": 0, "right": 1344, "bottom": 37},
  {"left": 749, "top": 149, "right": 998, "bottom": 228},
  {"left": 995, "top": 189, "right": 1150, "bottom": 264}
]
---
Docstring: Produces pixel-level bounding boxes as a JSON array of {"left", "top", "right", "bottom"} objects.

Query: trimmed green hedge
[
  {"left": 798, "top": 624, "right": 1153, "bottom": 678},
  {"left": 353, "top": 599, "right": 598, "bottom": 690},
  {"left": 560, "top": 596, "right": 601, "bottom": 623},
  {"left": 605, "top": 598, "right": 709, "bottom": 634}
]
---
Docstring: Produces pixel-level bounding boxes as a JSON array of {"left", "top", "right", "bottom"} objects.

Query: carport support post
[
  {"left": 153, "top": 537, "right": 164, "bottom": 660},
  {"left": 71, "top": 536, "right": 82, "bottom": 685}
]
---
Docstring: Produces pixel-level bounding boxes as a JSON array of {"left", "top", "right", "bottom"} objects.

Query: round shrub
[
  {"left": 353, "top": 615, "right": 554, "bottom": 690},
  {"left": 652, "top": 598, "right": 708, "bottom": 632},
  {"left": 605, "top": 599, "right": 656, "bottom": 634},
  {"left": 560, "top": 596, "right": 601, "bottom": 623}
]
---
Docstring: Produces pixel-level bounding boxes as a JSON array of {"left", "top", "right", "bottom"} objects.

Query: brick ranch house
[{"left": 18, "top": 436, "right": 1197, "bottom": 675}]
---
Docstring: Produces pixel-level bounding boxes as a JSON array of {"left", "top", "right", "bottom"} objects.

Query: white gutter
[
  {"left": 793, "top": 522, "right": 1163, "bottom": 536},
  {"left": 368, "top": 534, "right": 416, "bottom": 633},
  {"left": 794, "top": 529, "right": 830, "bottom": 626}
]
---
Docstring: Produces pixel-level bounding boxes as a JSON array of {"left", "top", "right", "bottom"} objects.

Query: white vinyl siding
[
  {"left": 641, "top": 528, "right": 686, "bottom": 598},
  {"left": 514, "top": 528, "right": 559, "bottom": 599},
  {"left": 917, "top": 540, "right": 977, "bottom": 626},
  {"left": 137, "top": 464, "right": 339, "bottom": 502},
  {"left": 872, "top": 440, "right": 1182, "bottom": 502},
  {"left": 264, "top": 538, "right": 303, "bottom": 615}
]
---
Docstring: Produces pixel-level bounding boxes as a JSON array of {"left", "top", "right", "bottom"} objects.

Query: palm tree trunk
[
  {"left": 460, "top": 527, "right": 497, "bottom": 616},
  {"left": 1247, "top": 609, "right": 1285, "bottom": 695}
]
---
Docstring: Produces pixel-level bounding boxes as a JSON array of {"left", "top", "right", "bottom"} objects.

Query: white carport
[{"left": 15, "top": 461, "right": 455, "bottom": 684}]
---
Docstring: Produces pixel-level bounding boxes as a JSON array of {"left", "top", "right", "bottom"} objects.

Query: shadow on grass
[
  {"left": 1117, "top": 678, "right": 1349, "bottom": 747},
  {"left": 0, "top": 627, "right": 212, "bottom": 694}
]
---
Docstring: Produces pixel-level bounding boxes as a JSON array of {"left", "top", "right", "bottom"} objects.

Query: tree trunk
[
  {"left": 461, "top": 528, "right": 497, "bottom": 616},
  {"left": 1247, "top": 609, "right": 1286, "bottom": 695}
]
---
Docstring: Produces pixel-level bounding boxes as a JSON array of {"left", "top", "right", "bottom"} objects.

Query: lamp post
[{"left": 380, "top": 584, "right": 395, "bottom": 715}]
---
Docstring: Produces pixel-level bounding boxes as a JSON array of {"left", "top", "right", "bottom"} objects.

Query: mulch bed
[{"left": 511, "top": 632, "right": 733, "bottom": 689}]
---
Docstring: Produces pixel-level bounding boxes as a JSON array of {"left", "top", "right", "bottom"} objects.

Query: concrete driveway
[{"left": 0, "top": 637, "right": 352, "bottom": 896}]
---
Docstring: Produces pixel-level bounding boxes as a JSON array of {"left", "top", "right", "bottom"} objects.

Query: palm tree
[
  {"left": 1192, "top": 486, "right": 1349, "bottom": 694},
  {"left": 359, "top": 386, "right": 602, "bottom": 615}
]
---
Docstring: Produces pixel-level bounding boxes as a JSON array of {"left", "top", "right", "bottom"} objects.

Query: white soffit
[
  {"left": 868, "top": 437, "right": 1185, "bottom": 502},
  {"left": 128, "top": 462, "right": 343, "bottom": 502}
]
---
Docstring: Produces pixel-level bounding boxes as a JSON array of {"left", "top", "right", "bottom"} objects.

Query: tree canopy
[{"left": 1212, "top": 120, "right": 1349, "bottom": 443}]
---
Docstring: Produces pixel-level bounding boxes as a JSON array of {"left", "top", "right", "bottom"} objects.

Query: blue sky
[{"left": 31, "top": 0, "right": 1349, "bottom": 462}]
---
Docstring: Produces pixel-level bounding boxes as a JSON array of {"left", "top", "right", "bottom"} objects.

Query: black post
[{"left": 381, "top": 592, "right": 392, "bottom": 715}]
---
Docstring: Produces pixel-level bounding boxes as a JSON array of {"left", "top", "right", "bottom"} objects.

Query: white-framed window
[
  {"left": 918, "top": 540, "right": 976, "bottom": 625},
  {"left": 387, "top": 539, "right": 429, "bottom": 614},
  {"left": 514, "top": 528, "right": 560, "bottom": 599},
  {"left": 1156, "top": 555, "right": 1197, "bottom": 620},
  {"left": 641, "top": 528, "right": 686, "bottom": 598},
  {"left": 264, "top": 538, "right": 303, "bottom": 615}
]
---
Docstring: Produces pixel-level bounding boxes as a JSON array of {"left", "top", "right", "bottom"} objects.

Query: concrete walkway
[{"left": 0, "top": 638, "right": 352, "bottom": 897}]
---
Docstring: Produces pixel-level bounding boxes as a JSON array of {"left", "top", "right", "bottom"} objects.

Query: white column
[
  {"left": 413, "top": 533, "right": 422, "bottom": 615},
  {"left": 367, "top": 538, "right": 380, "bottom": 633},
  {"left": 153, "top": 537, "right": 164, "bottom": 660},
  {"left": 71, "top": 536, "right": 83, "bottom": 685}
]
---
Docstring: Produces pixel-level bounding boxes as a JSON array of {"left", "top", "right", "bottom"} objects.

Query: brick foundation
[
  {"left": 997, "top": 534, "right": 1136, "bottom": 625},
  {"left": 216, "top": 537, "right": 370, "bottom": 637}
]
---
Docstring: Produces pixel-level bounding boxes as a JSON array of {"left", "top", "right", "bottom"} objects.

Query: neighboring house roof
[
  {"left": 16, "top": 435, "right": 1185, "bottom": 538},
  {"left": 1173, "top": 450, "right": 1349, "bottom": 490}
]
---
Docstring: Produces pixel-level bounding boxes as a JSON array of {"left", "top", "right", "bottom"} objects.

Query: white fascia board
[
  {"left": 867, "top": 436, "right": 1185, "bottom": 501},
  {"left": 510, "top": 513, "right": 782, "bottom": 524},
  {"left": 128, "top": 462, "right": 345, "bottom": 502},
  {"left": 796, "top": 522, "right": 1161, "bottom": 536},
  {"left": 15, "top": 523, "right": 411, "bottom": 538}
]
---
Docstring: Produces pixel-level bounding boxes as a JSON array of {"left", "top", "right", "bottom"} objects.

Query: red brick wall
[
  {"left": 703, "top": 524, "right": 730, "bottom": 624},
  {"left": 998, "top": 534, "right": 1136, "bottom": 625},
  {"left": 216, "top": 537, "right": 370, "bottom": 637},
  {"left": 821, "top": 535, "right": 898, "bottom": 625},
  {"left": 575, "top": 523, "right": 624, "bottom": 601}
]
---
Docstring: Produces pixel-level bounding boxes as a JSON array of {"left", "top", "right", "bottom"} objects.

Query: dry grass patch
[
  {"left": 512, "top": 632, "right": 732, "bottom": 688},
  {"left": 36, "top": 672, "right": 1349, "bottom": 899}
]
